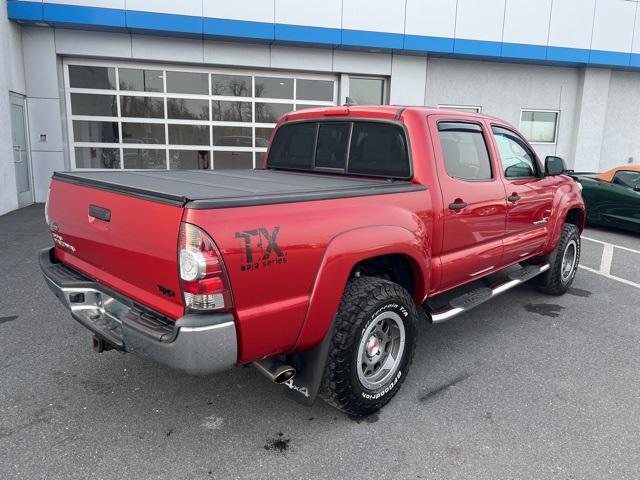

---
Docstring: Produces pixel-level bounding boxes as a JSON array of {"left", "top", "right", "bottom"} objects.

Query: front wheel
[
  {"left": 537, "top": 223, "right": 581, "bottom": 295},
  {"left": 320, "top": 277, "right": 418, "bottom": 417}
]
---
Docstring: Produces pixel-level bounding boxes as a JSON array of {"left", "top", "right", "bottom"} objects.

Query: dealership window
[
  {"left": 65, "top": 61, "right": 337, "bottom": 170},
  {"left": 438, "top": 105, "right": 482, "bottom": 114},
  {"left": 519, "top": 110, "right": 559, "bottom": 144},
  {"left": 348, "top": 77, "right": 386, "bottom": 105}
]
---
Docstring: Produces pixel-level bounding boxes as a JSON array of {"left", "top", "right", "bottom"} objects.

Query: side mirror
[
  {"left": 545, "top": 155, "right": 566, "bottom": 176},
  {"left": 633, "top": 184, "right": 640, "bottom": 192},
  {"left": 505, "top": 163, "right": 535, "bottom": 178}
]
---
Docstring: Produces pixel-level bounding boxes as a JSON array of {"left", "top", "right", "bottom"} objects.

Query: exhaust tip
[
  {"left": 92, "top": 335, "right": 112, "bottom": 353},
  {"left": 253, "top": 359, "right": 296, "bottom": 384},
  {"left": 273, "top": 367, "right": 296, "bottom": 384}
]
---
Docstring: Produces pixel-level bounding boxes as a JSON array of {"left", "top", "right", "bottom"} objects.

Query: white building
[{"left": 2, "top": 0, "right": 640, "bottom": 215}]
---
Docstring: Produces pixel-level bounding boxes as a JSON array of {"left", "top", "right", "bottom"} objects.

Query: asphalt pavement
[{"left": 1, "top": 204, "right": 639, "bottom": 480}]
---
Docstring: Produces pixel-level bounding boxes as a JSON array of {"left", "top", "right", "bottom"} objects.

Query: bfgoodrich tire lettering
[{"left": 320, "top": 277, "right": 418, "bottom": 416}]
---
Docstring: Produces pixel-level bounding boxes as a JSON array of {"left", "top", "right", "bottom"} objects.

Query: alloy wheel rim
[
  {"left": 561, "top": 239, "right": 577, "bottom": 282},
  {"left": 356, "top": 311, "right": 406, "bottom": 391}
]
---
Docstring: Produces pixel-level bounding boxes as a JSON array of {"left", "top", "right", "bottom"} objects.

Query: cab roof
[{"left": 284, "top": 105, "right": 500, "bottom": 122}]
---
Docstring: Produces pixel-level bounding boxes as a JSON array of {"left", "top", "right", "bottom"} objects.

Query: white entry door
[{"left": 10, "top": 93, "right": 33, "bottom": 207}]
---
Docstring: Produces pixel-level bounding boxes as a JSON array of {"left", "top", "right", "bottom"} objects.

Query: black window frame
[
  {"left": 491, "top": 124, "right": 543, "bottom": 179},
  {"left": 436, "top": 121, "right": 495, "bottom": 182},
  {"left": 266, "top": 118, "right": 413, "bottom": 180}
]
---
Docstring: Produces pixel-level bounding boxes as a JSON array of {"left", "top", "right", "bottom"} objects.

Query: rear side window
[
  {"left": 437, "top": 122, "right": 492, "bottom": 181},
  {"left": 267, "top": 121, "right": 410, "bottom": 179}
]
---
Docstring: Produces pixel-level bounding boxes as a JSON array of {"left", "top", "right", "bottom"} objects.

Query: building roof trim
[{"left": 7, "top": 0, "right": 640, "bottom": 70}]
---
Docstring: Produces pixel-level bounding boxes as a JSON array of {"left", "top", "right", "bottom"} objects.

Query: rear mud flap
[{"left": 283, "top": 324, "right": 335, "bottom": 406}]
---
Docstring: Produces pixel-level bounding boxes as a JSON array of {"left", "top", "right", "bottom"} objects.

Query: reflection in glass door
[{"left": 10, "top": 93, "right": 33, "bottom": 207}]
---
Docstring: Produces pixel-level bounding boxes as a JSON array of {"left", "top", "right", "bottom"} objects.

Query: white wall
[
  {"left": 389, "top": 55, "right": 427, "bottom": 105},
  {"left": 422, "top": 57, "right": 580, "bottom": 164},
  {"left": 571, "top": 68, "right": 611, "bottom": 172},
  {"left": 0, "top": 0, "right": 26, "bottom": 215},
  {"left": 600, "top": 70, "right": 640, "bottom": 170},
  {"left": 22, "top": 26, "right": 65, "bottom": 202}
]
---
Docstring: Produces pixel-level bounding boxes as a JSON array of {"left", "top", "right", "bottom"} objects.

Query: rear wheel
[
  {"left": 537, "top": 223, "right": 581, "bottom": 295},
  {"left": 320, "top": 277, "right": 418, "bottom": 417}
]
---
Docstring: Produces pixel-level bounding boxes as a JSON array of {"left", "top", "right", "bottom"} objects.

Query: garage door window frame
[{"left": 63, "top": 58, "right": 338, "bottom": 170}]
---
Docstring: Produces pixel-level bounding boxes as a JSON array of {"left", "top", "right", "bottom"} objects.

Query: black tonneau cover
[{"left": 53, "top": 169, "right": 425, "bottom": 209}]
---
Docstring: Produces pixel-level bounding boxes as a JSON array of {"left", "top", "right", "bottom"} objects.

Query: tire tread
[
  {"left": 320, "top": 276, "right": 418, "bottom": 416},
  {"left": 538, "top": 223, "right": 580, "bottom": 295}
]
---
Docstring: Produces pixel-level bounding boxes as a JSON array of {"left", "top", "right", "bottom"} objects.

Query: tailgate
[{"left": 47, "top": 178, "right": 185, "bottom": 319}]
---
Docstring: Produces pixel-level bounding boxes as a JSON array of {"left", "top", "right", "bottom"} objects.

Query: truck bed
[{"left": 53, "top": 169, "right": 425, "bottom": 209}]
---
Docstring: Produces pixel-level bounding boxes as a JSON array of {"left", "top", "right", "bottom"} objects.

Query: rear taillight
[
  {"left": 178, "top": 222, "right": 233, "bottom": 312},
  {"left": 44, "top": 187, "right": 51, "bottom": 227}
]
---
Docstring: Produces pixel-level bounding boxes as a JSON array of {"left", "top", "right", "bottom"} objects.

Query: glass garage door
[{"left": 64, "top": 60, "right": 337, "bottom": 170}]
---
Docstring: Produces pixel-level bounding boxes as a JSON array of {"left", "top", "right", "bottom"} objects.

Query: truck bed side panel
[{"left": 185, "top": 190, "right": 432, "bottom": 363}]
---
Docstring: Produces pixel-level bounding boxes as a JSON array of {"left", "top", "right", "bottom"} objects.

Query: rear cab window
[{"left": 267, "top": 120, "right": 411, "bottom": 179}]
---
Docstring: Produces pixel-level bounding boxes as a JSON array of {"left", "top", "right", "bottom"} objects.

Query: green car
[{"left": 571, "top": 166, "right": 640, "bottom": 233}]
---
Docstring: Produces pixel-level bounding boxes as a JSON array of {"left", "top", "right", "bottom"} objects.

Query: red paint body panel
[
  {"left": 294, "top": 224, "right": 430, "bottom": 352},
  {"left": 184, "top": 191, "right": 431, "bottom": 363},
  {"left": 47, "top": 106, "right": 585, "bottom": 366},
  {"left": 425, "top": 115, "right": 507, "bottom": 291},
  {"left": 48, "top": 180, "right": 185, "bottom": 319}
]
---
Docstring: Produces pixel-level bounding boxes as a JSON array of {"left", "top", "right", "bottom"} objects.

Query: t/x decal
[{"left": 235, "top": 226, "right": 287, "bottom": 271}]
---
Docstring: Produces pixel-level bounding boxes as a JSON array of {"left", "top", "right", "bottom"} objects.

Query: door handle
[
  {"left": 89, "top": 204, "right": 111, "bottom": 222},
  {"left": 448, "top": 200, "right": 468, "bottom": 211},
  {"left": 507, "top": 194, "right": 521, "bottom": 203},
  {"left": 13, "top": 150, "right": 24, "bottom": 164}
]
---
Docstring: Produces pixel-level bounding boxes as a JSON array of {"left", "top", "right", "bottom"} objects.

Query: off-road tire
[
  {"left": 320, "top": 276, "right": 419, "bottom": 417},
  {"left": 537, "top": 223, "right": 581, "bottom": 295}
]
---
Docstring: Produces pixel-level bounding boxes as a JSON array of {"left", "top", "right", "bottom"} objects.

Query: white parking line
[
  {"left": 582, "top": 236, "right": 640, "bottom": 255},
  {"left": 578, "top": 265, "right": 640, "bottom": 289},
  {"left": 580, "top": 235, "right": 640, "bottom": 289},
  {"left": 599, "top": 243, "right": 614, "bottom": 275}
]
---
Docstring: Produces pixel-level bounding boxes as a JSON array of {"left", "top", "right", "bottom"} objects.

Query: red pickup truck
[{"left": 40, "top": 106, "right": 585, "bottom": 416}]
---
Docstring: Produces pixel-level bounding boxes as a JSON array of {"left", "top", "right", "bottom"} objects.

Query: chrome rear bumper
[{"left": 39, "top": 248, "right": 237, "bottom": 376}]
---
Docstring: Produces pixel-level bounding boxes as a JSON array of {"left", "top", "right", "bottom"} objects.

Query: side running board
[{"left": 429, "top": 263, "right": 550, "bottom": 324}]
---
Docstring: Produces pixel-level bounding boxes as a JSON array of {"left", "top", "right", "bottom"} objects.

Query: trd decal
[{"left": 235, "top": 227, "right": 287, "bottom": 272}]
